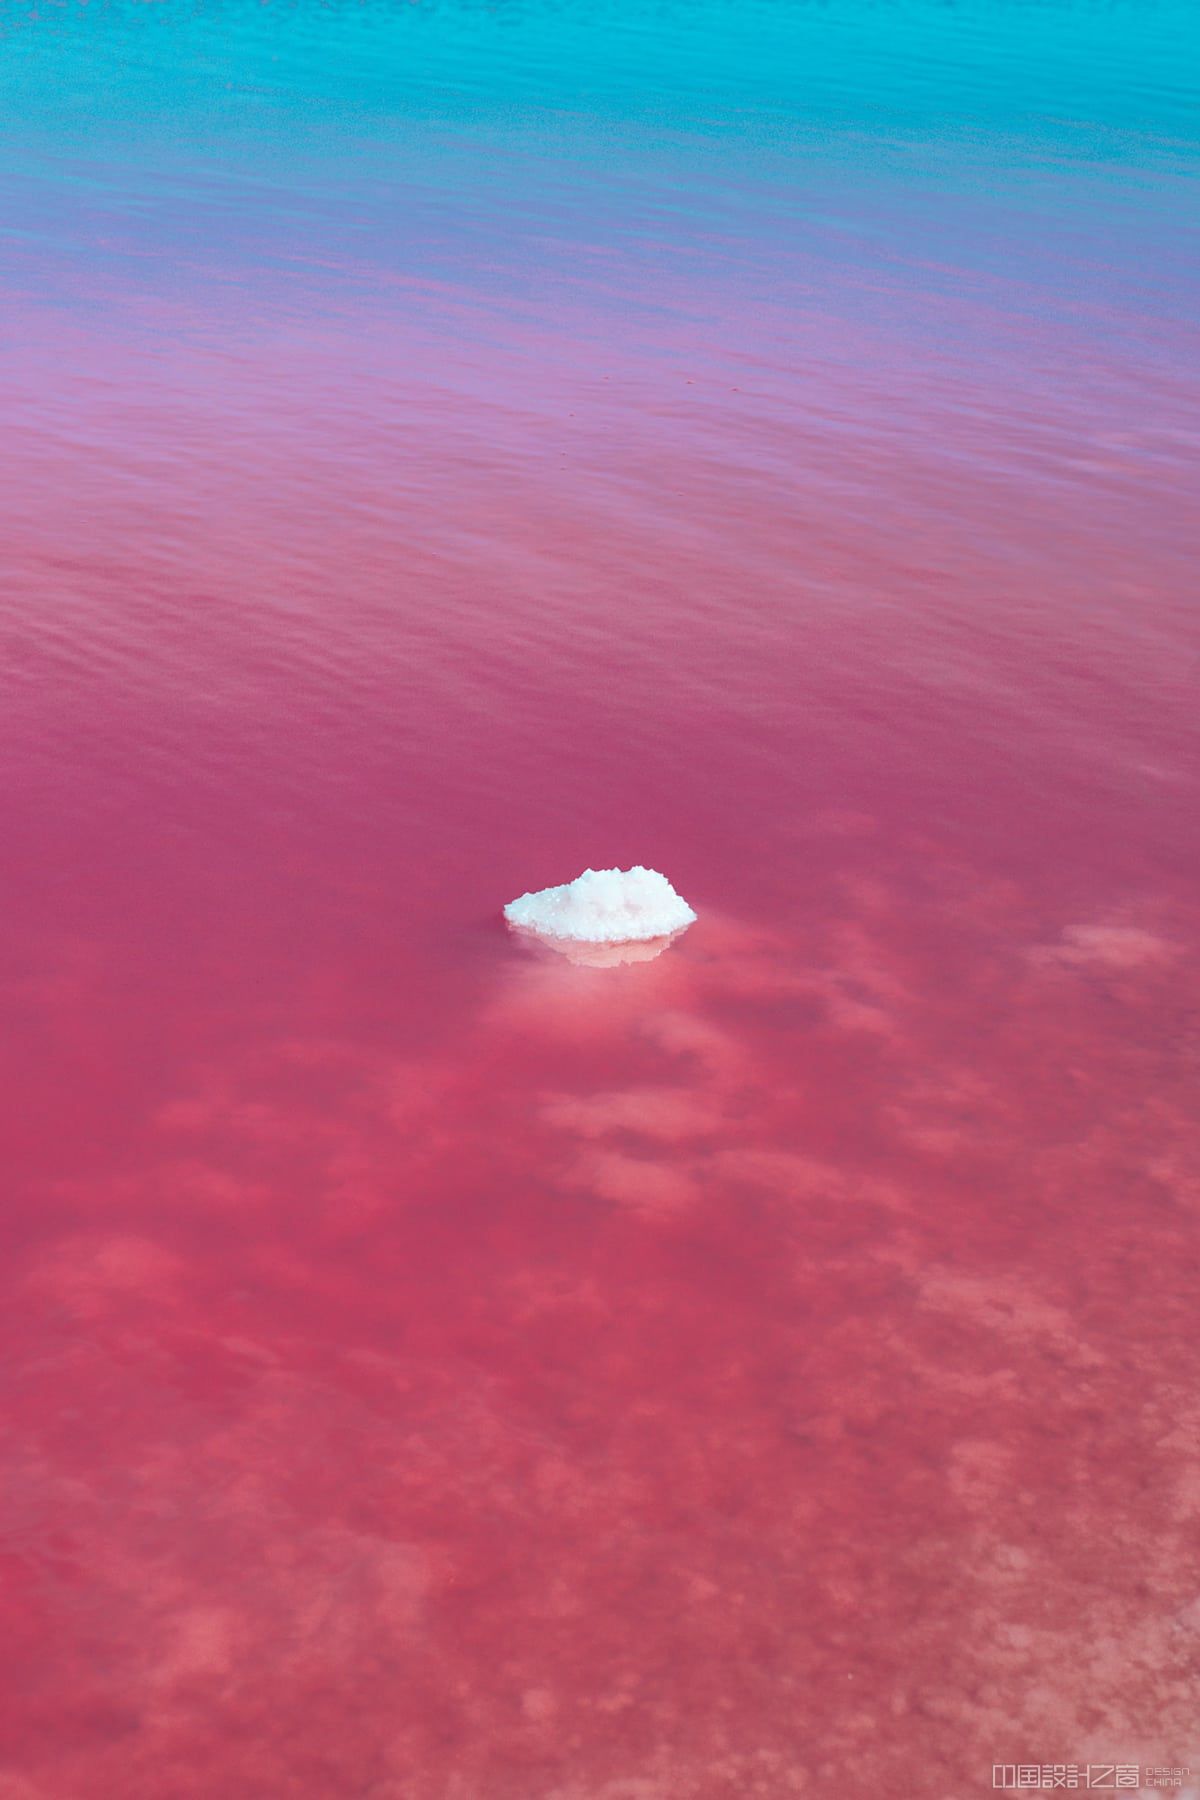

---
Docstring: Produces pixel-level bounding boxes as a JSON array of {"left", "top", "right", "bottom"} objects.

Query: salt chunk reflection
[{"left": 505, "top": 924, "right": 686, "bottom": 967}]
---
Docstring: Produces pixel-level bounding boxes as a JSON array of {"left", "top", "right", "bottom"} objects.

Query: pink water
[{"left": 3, "top": 5, "right": 1200, "bottom": 1793}]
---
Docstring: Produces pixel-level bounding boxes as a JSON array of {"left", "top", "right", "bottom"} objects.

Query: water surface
[{"left": 1, "top": 2, "right": 1198, "bottom": 1794}]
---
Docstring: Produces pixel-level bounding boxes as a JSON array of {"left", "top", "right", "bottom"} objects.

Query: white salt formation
[{"left": 504, "top": 865, "right": 696, "bottom": 945}]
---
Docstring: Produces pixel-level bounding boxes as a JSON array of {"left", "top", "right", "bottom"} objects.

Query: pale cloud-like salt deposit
[{"left": 503, "top": 865, "right": 696, "bottom": 945}]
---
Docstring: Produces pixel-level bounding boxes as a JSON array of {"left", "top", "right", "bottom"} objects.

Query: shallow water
[{"left": 1, "top": 2, "right": 1198, "bottom": 1795}]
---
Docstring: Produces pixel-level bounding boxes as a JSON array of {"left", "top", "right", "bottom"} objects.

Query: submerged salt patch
[{"left": 503, "top": 865, "right": 696, "bottom": 945}]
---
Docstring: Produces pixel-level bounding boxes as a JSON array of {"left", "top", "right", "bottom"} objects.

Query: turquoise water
[{"left": 5, "top": 2, "right": 1196, "bottom": 312}]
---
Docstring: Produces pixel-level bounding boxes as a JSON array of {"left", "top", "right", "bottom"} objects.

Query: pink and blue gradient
[{"left": 0, "top": 1, "right": 1198, "bottom": 1795}]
